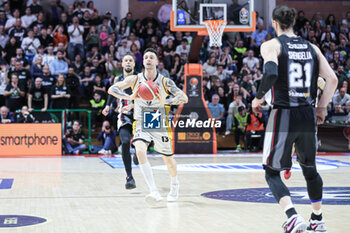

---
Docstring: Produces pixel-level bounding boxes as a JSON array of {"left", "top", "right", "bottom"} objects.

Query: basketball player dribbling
[
  {"left": 252, "top": 6, "right": 338, "bottom": 233},
  {"left": 108, "top": 48, "right": 188, "bottom": 205}
]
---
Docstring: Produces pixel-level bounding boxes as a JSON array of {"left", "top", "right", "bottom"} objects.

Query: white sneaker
[
  {"left": 105, "top": 150, "right": 112, "bottom": 155},
  {"left": 145, "top": 191, "right": 163, "bottom": 206},
  {"left": 98, "top": 149, "right": 106, "bottom": 154},
  {"left": 225, "top": 130, "right": 231, "bottom": 136},
  {"left": 283, "top": 214, "right": 307, "bottom": 233},
  {"left": 307, "top": 219, "right": 327, "bottom": 233},
  {"left": 167, "top": 182, "right": 179, "bottom": 202}
]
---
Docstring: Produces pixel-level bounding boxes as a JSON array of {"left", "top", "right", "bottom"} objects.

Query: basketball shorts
[
  {"left": 131, "top": 120, "right": 173, "bottom": 156},
  {"left": 263, "top": 105, "right": 317, "bottom": 171}
]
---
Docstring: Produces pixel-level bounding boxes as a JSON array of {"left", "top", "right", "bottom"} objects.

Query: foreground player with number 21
[
  {"left": 252, "top": 6, "right": 337, "bottom": 233},
  {"left": 108, "top": 48, "right": 188, "bottom": 205}
]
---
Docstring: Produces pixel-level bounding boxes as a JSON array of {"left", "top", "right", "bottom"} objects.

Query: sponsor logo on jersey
[
  {"left": 202, "top": 187, "right": 350, "bottom": 205},
  {"left": 143, "top": 110, "right": 161, "bottom": 129}
]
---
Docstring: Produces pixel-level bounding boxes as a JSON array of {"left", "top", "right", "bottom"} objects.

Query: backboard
[{"left": 171, "top": 0, "right": 256, "bottom": 35}]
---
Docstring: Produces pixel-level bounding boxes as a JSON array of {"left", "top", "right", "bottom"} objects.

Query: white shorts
[{"left": 132, "top": 121, "right": 173, "bottom": 156}]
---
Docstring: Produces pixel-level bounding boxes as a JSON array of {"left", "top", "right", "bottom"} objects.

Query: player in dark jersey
[
  {"left": 102, "top": 54, "right": 138, "bottom": 190},
  {"left": 252, "top": 6, "right": 338, "bottom": 233}
]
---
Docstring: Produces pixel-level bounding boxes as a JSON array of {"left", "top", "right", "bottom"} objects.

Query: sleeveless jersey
[
  {"left": 133, "top": 72, "right": 170, "bottom": 123},
  {"left": 271, "top": 35, "right": 319, "bottom": 108},
  {"left": 115, "top": 74, "right": 133, "bottom": 128}
]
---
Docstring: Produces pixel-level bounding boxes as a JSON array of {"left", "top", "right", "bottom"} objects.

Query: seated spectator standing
[
  {"left": 333, "top": 87, "right": 350, "bottom": 114},
  {"left": 66, "top": 67, "right": 80, "bottom": 108},
  {"left": 8, "top": 60, "right": 31, "bottom": 93},
  {"left": 16, "top": 105, "right": 35, "bottom": 123},
  {"left": 0, "top": 105, "right": 15, "bottom": 123},
  {"left": 68, "top": 16, "right": 84, "bottom": 61},
  {"left": 91, "top": 120, "right": 117, "bottom": 155},
  {"left": 233, "top": 106, "right": 248, "bottom": 151},
  {"left": 90, "top": 91, "right": 106, "bottom": 129},
  {"left": 245, "top": 107, "right": 265, "bottom": 152},
  {"left": 63, "top": 120, "right": 87, "bottom": 155},
  {"left": 30, "top": 56, "right": 44, "bottom": 77},
  {"left": 51, "top": 74, "right": 70, "bottom": 109},
  {"left": 28, "top": 77, "right": 48, "bottom": 112},
  {"left": 21, "top": 29, "right": 41, "bottom": 64},
  {"left": 49, "top": 50, "right": 68, "bottom": 76},
  {"left": 250, "top": 23, "right": 267, "bottom": 54},
  {"left": 3, "top": 74, "right": 25, "bottom": 112},
  {"left": 41, "top": 65, "right": 56, "bottom": 95}
]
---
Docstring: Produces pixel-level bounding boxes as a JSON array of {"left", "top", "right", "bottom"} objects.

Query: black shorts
[{"left": 262, "top": 106, "right": 317, "bottom": 171}]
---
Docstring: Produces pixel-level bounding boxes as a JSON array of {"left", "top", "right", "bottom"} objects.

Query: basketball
[{"left": 138, "top": 80, "right": 159, "bottom": 101}]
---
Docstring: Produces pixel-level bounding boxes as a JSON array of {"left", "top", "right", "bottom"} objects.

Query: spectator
[
  {"left": 92, "top": 74, "right": 106, "bottom": 98},
  {"left": 90, "top": 91, "right": 105, "bottom": 129},
  {"left": 91, "top": 120, "right": 117, "bottom": 154},
  {"left": 226, "top": 95, "right": 245, "bottom": 135},
  {"left": 99, "top": 25, "right": 109, "bottom": 52},
  {"left": 49, "top": 50, "right": 68, "bottom": 76},
  {"left": 30, "top": 56, "right": 43, "bottom": 78},
  {"left": 116, "top": 40, "right": 130, "bottom": 61},
  {"left": 67, "top": 16, "right": 84, "bottom": 61},
  {"left": 126, "top": 32, "right": 141, "bottom": 50},
  {"left": 0, "top": 63, "right": 8, "bottom": 106},
  {"left": 21, "top": 7, "right": 37, "bottom": 28},
  {"left": 170, "top": 54, "right": 184, "bottom": 79},
  {"left": 300, "top": 20, "right": 311, "bottom": 39},
  {"left": 0, "top": 11, "right": 6, "bottom": 27},
  {"left": 47, "top": 0, "right": 63, "bottom": 27},
  {"left": 157, "top": 1, "right": 172, "bottom": 30},
  {"left": 336, "top": 65, "right": 347, "bottom": 89},
  {"left": 161, "top": 29, "right": 174, "bottom": 46},
  {"left": 8, "top": 18, "right": 26, "bottom": 42},
  {"left": 175, "top": 38, "right": 190, "bottom": 56},
  {"left": 130, "top": 43, "right": 142, "bottom": 72},
  {"left": 3, "top": 74, "right": 25, "bottom": 112},
  {"left": 203, "top": 56, "right": 218, "bottom": 75},
  {"left": 29, "top": 11, "right": 47, "bottom": 32},
  {"left": 242, "top": 50, "right": 260, "bottom": 71},
  {"left": 5, "top": 9, "right": 21, "bottom": 32},
  {"left": 41, "top": 65, "right": 56, "bottom": 95},
  {"left": 4, "top": 37, "right": 18, "bottom": 63},
  {"left": 52, "top": 25, "right": 67, "bottom": 49},
  {"left": 341, "top": 11, "right": 350, "bottom": 28},
  {"left": 81, "top": 10, "right": 91, "bottom": 39},
  {"left": 163, "top": 38, "right": 176, "bottom": 70},
  {"left": 29, "top": 0, "right": 43, "bottom": 16},
  {"left": 333, "top": 87, "right": 350, "bottom": 113},
  {"left": 66, "top": 67, "right": 80, "bottom": 108},
  {"left": 15, "top": 105, "right": 35, "bottom": 123},
  {"left": 0, "top": 25, "right": 9, "bottom": 49},
  {"left": 85, "top": 26, "right": 100, "bottom": 51},
  {"left": 97, "top": 17, "right": 114, "bottom": 34},
  {"left": 208, "top": 94, "right": 225, "bottom": 121},
  {"left": 245, "top": 108, "right": 265, "bottom": 152},
  {"left": 28, "top": 77, "right": 48, "bottom": 112},
  {"left": 233, "top": 106, "right": 248, "bottom": 151},
  {"left": 71, "top": 54, "right": 83, "bottom": 74},
  {"left": 21, "top": 29, "right": 41, "bottom": 63},
  {"left": 117, "top": 18, "right": 130, "bottom": 40},
  {"left": 63, "top": 120, "right": 87, "bottom": 155},
  {"left": 9, "top": 60, "right": 31, "bottom": 92},
  {"left": 14, "top": 48, "right": 29, "bottom": 69},
  {"left": 295, "top": 10, "right": 308, "bottom": 31},
  {"left": 0, "top": 105, "right": 14, "bottom": 123},
  {"left": 250, "top": 23, "right": 268, "bottom": 52},
  {"left": 43, "top": 46, "right": 56, "bottom": 66},
  {"left": 80, "top": 65, "right": 94, "bottom": 97},
  {"left": 51, "top": 74, "right": 70, "bottom": 109},
  {"left": 158, "top": 61, "right": 170, "bottom": 78}
]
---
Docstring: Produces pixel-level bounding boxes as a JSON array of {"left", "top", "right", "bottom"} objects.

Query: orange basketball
[{"left": 138, "top": 80, "right": 159, "bottom": 101}]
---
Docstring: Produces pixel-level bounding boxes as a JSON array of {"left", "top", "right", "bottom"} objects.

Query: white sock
[
  {"left": 170, "top": 175, "right": 178, "bottom": 184},
  {"left": 139, "top": 162, "right": 158, "bottom": 193},
  {"left": 312, "top": 208, "right": 322, "bottom": 215},
  {"left": 284, "top": 204, "right": 295, "bottom": 212}
]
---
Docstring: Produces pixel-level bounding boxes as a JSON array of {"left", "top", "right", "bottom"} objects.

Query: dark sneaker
[
  {"left": 307, "top": 219, "right": 327, "bottom": 233},
  {"left": 133, "top": 154, "right": 139, "bottom": 165},
  {"left": 125, "top": 176, "right": 136, "bottom": 189},
  {"left": 283, "top": 214, "right": 307, "bottom": 233}
]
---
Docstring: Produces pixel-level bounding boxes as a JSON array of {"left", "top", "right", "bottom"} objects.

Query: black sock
[
  {"left": 311, "top": 213, "right": 322, "bottom": 221},
  {"left": 286, "top": 208, "right": 297, "bottom": 218}
]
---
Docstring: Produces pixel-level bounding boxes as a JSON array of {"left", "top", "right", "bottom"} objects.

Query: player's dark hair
[
  {"left": 272, "top": 6, "right": 296, "bottom": 30},
  {"left": 144, "top": 47, "right": 158, "bottom": 59},
  {"left": 123, "top": 53, "right": 135, "bottom": 60}
]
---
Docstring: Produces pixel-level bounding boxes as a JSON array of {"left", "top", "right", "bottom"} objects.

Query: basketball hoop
[{"left": 204, "top": 20, "right": 227, "bottom": 47}]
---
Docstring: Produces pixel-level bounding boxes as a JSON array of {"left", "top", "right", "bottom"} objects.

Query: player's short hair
[
  {"left": 272, "top": 5, "right": 296, "bottom": 30},
  {"left": 144, "top": 48, "right": 158, "bottom": 59},
  {"left": 123, "top": 53, "right": 135, "bottom": 60}
]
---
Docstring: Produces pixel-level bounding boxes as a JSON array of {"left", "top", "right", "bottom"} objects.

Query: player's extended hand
[
  {"left": 316, "top": 107, "right": 327, "bottom": 125},
  {"left": 156, "top": 86, "right": 166, "bottom": 105},
  {"left": 102, "top": 106, "right": 110, "bottom": 116},
  {"left": 120, "top": 105, "right": 133, "bottom": 114},
  {"left": 252, "top": 97, "right": 264, "bottom": 113}
]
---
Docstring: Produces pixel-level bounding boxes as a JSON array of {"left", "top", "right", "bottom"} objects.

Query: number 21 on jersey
[{"left": 289, "top": 62, "right": 311, "bottom": 88}]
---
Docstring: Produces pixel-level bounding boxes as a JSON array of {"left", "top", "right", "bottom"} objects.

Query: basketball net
[{"left": 204, "top": 20, "right": 227, "bottom": 47}]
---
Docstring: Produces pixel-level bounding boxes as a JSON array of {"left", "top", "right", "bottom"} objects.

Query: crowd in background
[{"left": 0, "top": 0, "right": 349, "bottom": 152}]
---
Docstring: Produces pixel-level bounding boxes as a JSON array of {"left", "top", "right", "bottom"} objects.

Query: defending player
[
  {"left": 102, "top": 54, "right": 137, "bottom": 189},
  {"left": 108, "top": 48, "right": 188, "bottom": 204},
  {"left": 252, "top": 6, "right": 338, "bottom": 233}
]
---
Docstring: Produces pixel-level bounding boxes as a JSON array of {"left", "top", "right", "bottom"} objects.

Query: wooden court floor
[{"left": 0, "top": 154, "right": 349, "bottom": 233}]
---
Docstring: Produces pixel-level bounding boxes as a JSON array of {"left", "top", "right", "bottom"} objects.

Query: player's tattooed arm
[
  {"left": 108, "top": 75, "right": 138, "bottom": 100},
  {"left": 161, "top": 78, "right": 188, "bottom": 105}
]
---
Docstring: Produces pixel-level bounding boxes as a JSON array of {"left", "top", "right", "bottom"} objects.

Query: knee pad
[
  {"left": 300, "top": 164, "right": 323, "bottom": 201},
  {"left": 265, "top": 167, "right": 290, "bottom": 202}
]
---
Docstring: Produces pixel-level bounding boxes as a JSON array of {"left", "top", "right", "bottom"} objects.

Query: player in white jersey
[{"left": 108, "top": 48, "right": 188, "bottom": 204}]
